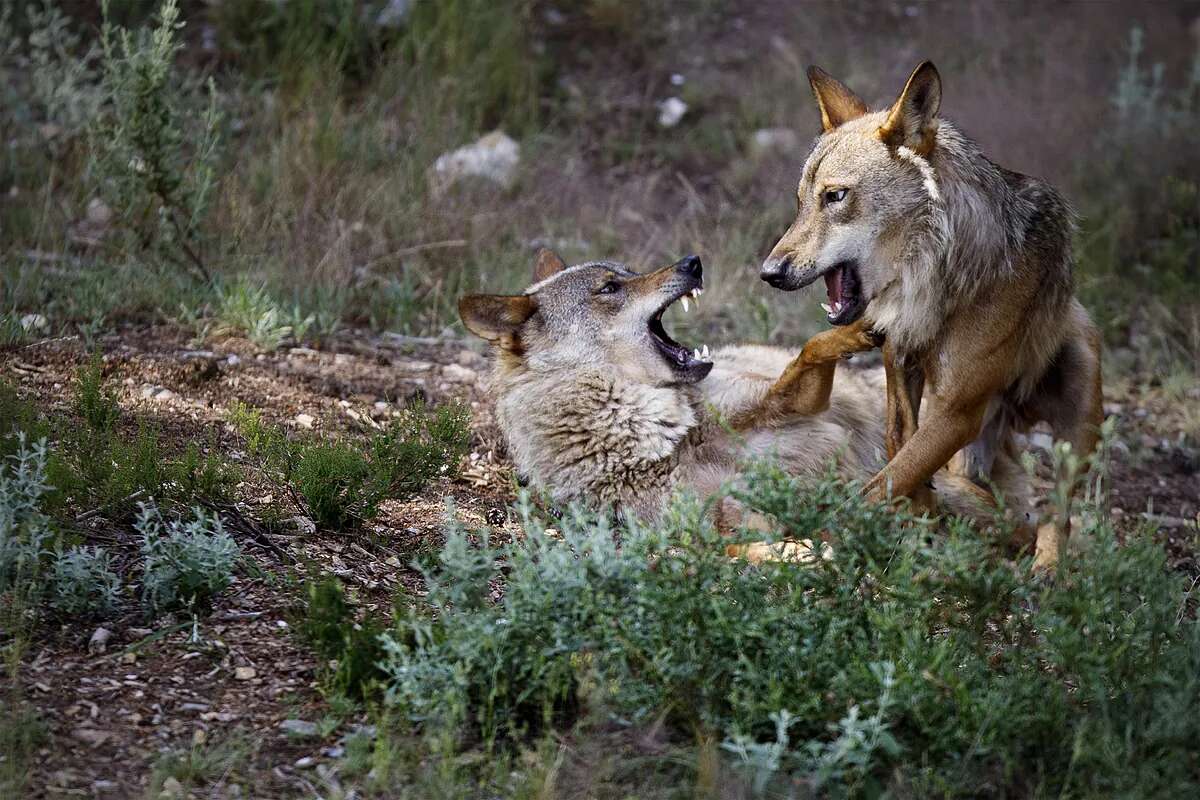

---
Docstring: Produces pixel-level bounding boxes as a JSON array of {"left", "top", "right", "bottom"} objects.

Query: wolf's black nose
[
  {"left": 674, "top": 255, "right": 702, "bottom": 278},
  {"left": 760, "top": 256, "right": 791, "bottom": 287}
]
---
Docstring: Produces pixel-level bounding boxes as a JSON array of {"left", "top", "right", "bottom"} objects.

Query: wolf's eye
[
  {"left": 596, "top": 281, "right": 621, "bottom": 295},
  {"left": 824, "top": 188, "right": 848, "bottom": 205}
]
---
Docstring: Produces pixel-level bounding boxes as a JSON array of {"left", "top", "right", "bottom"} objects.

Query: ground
[{"left": 3, "top": 325, "right": 1197, "bottom": 798}]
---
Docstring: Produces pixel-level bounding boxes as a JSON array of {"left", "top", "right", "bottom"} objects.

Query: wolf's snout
[
  {"left": 760, "top": 256, "right": 793, "bottom": 288},
  {"left": 673, "top": 254, "right": 703, "bottom": 279}
]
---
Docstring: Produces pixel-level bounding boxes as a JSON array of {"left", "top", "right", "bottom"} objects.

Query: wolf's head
[
  {"left": 760, "top": 62, "right": 944, "bottom": 327},
  {"left": 459, "top": 250, "right": 712, "bottom": 385}
]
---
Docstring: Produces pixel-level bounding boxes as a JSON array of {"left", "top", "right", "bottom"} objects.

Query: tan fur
[
  {"left": 761, "top": 62, "right": 1104, "bottom": 569},
  {"left": 462, "top": 254, "right": 1031, "bottom": 537}
]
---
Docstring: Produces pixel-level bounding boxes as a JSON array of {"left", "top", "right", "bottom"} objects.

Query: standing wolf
[
  {"left": 759, "top": 62, "right": 1103, "bottom": 568},
  {"left": 459, "top": 250, "right": 1028, "bottom": 535}
]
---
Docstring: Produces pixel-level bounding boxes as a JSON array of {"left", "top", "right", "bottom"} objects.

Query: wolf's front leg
[
  {"left": 735, "top": 318, "right": 880, "bottom": 429},
  {"left": 882, "top": 342, "right": 936, "bottom": 513}
]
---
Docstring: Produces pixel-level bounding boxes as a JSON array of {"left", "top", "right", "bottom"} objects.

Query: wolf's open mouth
[
  {"left": 649, "top": 285, "right": 712, "bottom": 379},
  {"left": 820, "top": 261, "right": 865, "bottom": 325}
]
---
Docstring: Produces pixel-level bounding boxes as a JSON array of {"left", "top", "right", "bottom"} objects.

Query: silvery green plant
[
  {"left": 0, "top": 435, "right": 54, "bottom": 599},
  {"left": 137, "top": 501, "right": 239, "bottom": 615},
  {"left": 48, "top": 546, "right": 121, "bottom": 617}
]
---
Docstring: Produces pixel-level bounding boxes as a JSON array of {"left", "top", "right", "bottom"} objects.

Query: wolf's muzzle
[
  {"left": 760, "top": 256, "right": 796, "bottom": 289},
  {"left": 673, "top": 254, "right": 703, "bottom": 280}
]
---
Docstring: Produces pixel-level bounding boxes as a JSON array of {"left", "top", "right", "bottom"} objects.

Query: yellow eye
[{"left": 824, "top": 188, "right": 848, "bottom": 205}]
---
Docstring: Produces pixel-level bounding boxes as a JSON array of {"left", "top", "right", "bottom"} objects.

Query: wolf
[
  {"left": 459, "top": 249, "right": 1028, "bottom": 536},
  {"left": 758, "top": 62, "right": 1103, "bottom": 568}
]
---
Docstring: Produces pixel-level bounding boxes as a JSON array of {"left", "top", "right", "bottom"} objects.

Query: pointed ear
[
  {"left": 532, "top": 248, "right": 567, "bottom": 283},
  {"left": 458, "top": 294, "right": 537, "bottom": 342},
  {"left": 878, "top": 61, "right": 941, "bottom": 155},
  {"left": 807, "top": 66, "right": 869, "bottom": 133}
]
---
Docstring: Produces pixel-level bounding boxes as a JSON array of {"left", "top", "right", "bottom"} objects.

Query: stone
[
  {"left": 71, "top": 727, "right": 110, "bottom": 747},
  {"left": 86, "top": 198, "right": 113, "bottom": 226},
  {"left": 748, "top": 127, "right": 799, "bottom": 158},
  {"left": 88, "top": 627, "right": 113, "bottom": 654},
  {"left": 657, "top": 96, "right": 688, "bottom": 128},
  {"left": 430, "top": 131, "right": 520, "bottom": 193},
  {"left": 294, "top": 413, "right": 315, "bottom": 429},
  {"left": 279, "top": 719, "right": 319, "bottom": 737},
  {"left": 19, "top": 313, "right": 48, "bottom": 332},
  {"left": 154, "top": 389, "right": 175, "bottom": 402},
  {"left": 233, "top": 666, "right": 256, "bottom": 680},
  {"left": 376, "top": 0, "right": 411, "bottom": 27},
  {"left": 294, "top": 756, "right": 316, "bottom": 769},
  {"left": 159, "top": 776, "right": 185, "bottom": 799}
]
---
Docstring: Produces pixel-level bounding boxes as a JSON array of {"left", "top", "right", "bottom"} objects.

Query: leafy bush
[
  {"left": 47, "top": 546, "right": 121, "bottom": 617},
  {"left": 229, "top": 401, "right": 470, "bottom": 530},
  {"left": 138, "top": 502, "right": 239, "bottom": 615},
  {"left": 381, "top": 462, "right": 1200, "bottom": 797},
  {"left": 73, "top": 356, "right": 119, "bottom": 435}
]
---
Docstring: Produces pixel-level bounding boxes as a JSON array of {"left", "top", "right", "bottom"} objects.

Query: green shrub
[
  {"left": 381, "top": 461, "right": 1200, "bottom": 797},
  {"left": 229, "top": 401, "right": 470, "bottom": 530},
  {"left": 47, "top": 546, "right": 121, "bottom": 617},
  {"left": 138, "top": 502, "right": 239, "bottom": 615},
  {"left": 73, "top": 356, "right": 119, "bottom": 435},
  {"left": 0, "top": 436, "right": 54, "bottom": 602}
]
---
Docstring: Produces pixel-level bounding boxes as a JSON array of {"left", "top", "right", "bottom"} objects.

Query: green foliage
[
  {"left": 229, "top": 401, "right": 470, "bottom": 530},
  {"left": 382, "top": 462, "right": 1200, "bottom": 797},
  {"left": 138, "top": 502, "right": 239, "bottom": 615},
  {"left": 147, "top": 729, "right": 253, "bottom": 796},
  {"left": 212, "top": 279, "right": 317, "bottom": 349},
  {"left": 92, "top": 0, "right": 222, "bottom": 283},
  {"left": 74, "top": 356, "right": 119, "bottom": 435},
  {"left": 47, "top": 546, "right": 121, "bottom": 617},
  {"left": 0, "top": 702, "right": 47, "bottom": 798},
  {"left": 0, "top": 436, "right": 54, "bottom": 604},
  {"left": 296, "top": 576, "right": 387, "bottom": 700}
]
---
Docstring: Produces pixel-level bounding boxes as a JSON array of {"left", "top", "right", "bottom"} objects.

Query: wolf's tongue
[{"left": 824, "top": 266, "right": 844, "bottom": 306}]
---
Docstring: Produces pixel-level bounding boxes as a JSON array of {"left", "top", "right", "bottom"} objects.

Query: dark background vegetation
[{"left": 2, "top": 0, "right": 1198, "bottom": 373}]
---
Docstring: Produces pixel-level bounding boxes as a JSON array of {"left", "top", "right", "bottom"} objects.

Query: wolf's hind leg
[{"left": 1026, "top": 323, "right": 1104, "bottom": 570}]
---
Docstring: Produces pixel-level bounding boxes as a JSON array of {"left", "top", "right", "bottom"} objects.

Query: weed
[
  {"left": 296, "top": 576, "right": 387, "bottom": 700},
  {"left": 93, "top": 0, "right": 222, "bottom": 283},
  {"left": 74, "top": 356, "right": 119, "bottom": 435},
  {"left": 147, "top": 730, "right": 253, "bottom": 796},
  {"left": 0, "top": 436, "right": 55, "bottom": 604},
  {"left": 0, "top": 702, "right": 48, "bottom": 798},
  {"left": 138, "top": 502, "right": 239, "bottom": 615}
]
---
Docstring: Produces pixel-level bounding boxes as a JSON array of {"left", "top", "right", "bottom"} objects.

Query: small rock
[
  {"left": 92, "top": 779, "right": 119, "bottom": 793},
  {"left": 140, "top": 385, "right": 163, "bottom": 399},
  {"left": 670, "top": 72, "right": 686, "bottom": 86},
  {"left": 324, "top": 745, "right": 345, "bottom": 759},
  {"left": 430, "top": 130, "right": 520, "bottom": 194},
  {"left": 1102, "top": 402, "right": 1124, "bottom": 416},
  {"left": 127, "top": 627, "right": 153, "bottom": 640},
  {"left": 226, "top": 353, "right": 241, "bottom": 366},
  {"left": 657, "top": 96, "right": 688, "bottom": 128},
  {"left": 233, "top": 666, "right": 257, "bottom": 680},
  {"left": 279, "top": 719, "right": 319, "bottom": 737},
  {"left": 19, "top": 313, "right": 48, "bottom": 332},
  {"left": 294, "top": 756, "right": 316, "bottom": 769},
  {"left": 294, "top": 413, "right": 315, "bottom": 429},
  {"left": 376, "top": 0, "right": 411, "bottom": 26},
  {"left": 179, "top": 703, "right": 209, "bottom": 713},
  {"left": 748, "top": 127, "right": 799, "bottom": 158},
  {"left": 442, "top": 363, "right": 478, "bottom": 383},
  {"left": 71, "top": 727, "right": 110, "bottom": 747},
  {"left": 285, "top": 515, "right": 316, "bottom": 535},
  {"left": 154, "top": 388, "right": 175, "bottom": 402},
  {"left": 88, "top": 627, "right": 112, "bottom": 654},
  {"left": 86, "top": 197, "right": 113, "bottom": 226},
  {"left": 159, "top": 776, "right": 185, "bottom": 799}
]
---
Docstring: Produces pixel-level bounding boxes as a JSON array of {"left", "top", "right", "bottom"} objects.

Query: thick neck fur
[
  {"left": 869, "top": 122, "right": 1038, "bottom": 353},
  {"left": 490, "top": 358, "right": 698, "bottom": 518}
]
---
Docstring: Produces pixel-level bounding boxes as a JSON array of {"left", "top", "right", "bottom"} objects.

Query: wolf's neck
[
  {"left": 871, "top": 124, "right": 1020, "bottom": 354},
  {"left": 494, "top": 367, "right": 698, "bottom": 516}
]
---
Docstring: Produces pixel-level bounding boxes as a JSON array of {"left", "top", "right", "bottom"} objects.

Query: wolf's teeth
[
  {"left": 820, "top": 302, "right": 832, "bottom": 314},
  {"left": 681, "top": 297, "right": 689, "bottom": 313},
  {"left": 701, "top": 344, "right": 710, "bottom": 359},
  {"left": 693, "top": 348, "right": 701, "bottom": 360}
]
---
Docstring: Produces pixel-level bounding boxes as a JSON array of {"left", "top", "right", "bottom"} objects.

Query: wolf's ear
[
  {"left": 459, "top": 294, "right": 537, "bottom": 342},
  {"left": 533, "top": 248, "right": 567, "bottom": 283},
  {"left": 807, "top": 66, "right": 868, "bottom": 133},
  {"left": 878, "top": 61, "right": 941, "bottom": 156}
]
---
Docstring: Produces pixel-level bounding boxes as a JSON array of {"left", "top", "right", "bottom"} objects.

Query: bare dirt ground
[{"left": 3, "top": 327, "right": 1198, "bottom": 797}]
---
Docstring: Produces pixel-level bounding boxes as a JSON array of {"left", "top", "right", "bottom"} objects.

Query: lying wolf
[
  {"left": 459, "top": 250, "right": 1028, "bottom": 530},
  {"left": 760, "top": 62, "right": 1103, "bottom": 568}
]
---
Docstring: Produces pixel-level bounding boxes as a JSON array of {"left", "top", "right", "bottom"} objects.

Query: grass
[{"left": 147, "top": 730, "right": 254, "bottom": 798}]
